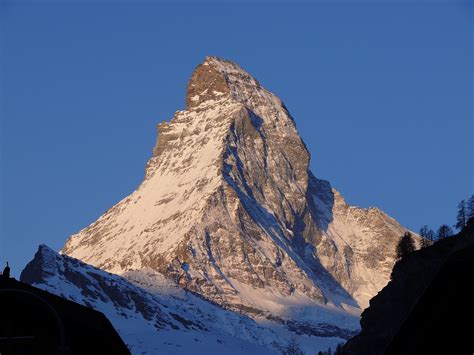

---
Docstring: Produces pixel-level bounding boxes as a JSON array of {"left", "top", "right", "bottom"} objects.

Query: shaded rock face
[
  {"left": 62, "top": 56, "right": 413, "bottom": 316},
  {"left": 341, "top": 220, "right": 474, "bottom": 355}
]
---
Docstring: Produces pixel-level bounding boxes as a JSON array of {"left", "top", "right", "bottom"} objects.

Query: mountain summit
[{"left": 62, "top": 56, "right": 412, "bottom": 318}]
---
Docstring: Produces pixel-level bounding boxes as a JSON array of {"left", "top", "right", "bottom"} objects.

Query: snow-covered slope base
[{"left": 21, "top": 245, "right": 357, "bottom": 354}]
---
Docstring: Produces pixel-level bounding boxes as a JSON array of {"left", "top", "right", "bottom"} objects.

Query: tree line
[{"left": 396, "top": 194, "right": 474, "bottom": 260}]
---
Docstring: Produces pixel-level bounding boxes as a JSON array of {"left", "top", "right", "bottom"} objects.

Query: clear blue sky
[{"left": 1, "top": 1, "right": 472, "bottom": 277}]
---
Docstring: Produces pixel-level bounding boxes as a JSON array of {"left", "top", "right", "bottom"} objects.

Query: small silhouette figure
[{"left": 3, "top": 261, "right": 10, "bottom": 279}]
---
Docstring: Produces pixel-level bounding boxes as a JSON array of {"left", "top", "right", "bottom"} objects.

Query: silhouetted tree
[
  {"left": 320, "top": 347, "right": 334, "bottom": 355},
  {"left": 2, "top": 262, "right": 10, "bottom": 279},
  {"left": 455, "top": 200, "right": 467, "bottom": 230},
  {"left": 436, "top": 225, "right": 453, "bottom": 240},
  {"left": 419, "top": 225, "right": 434, "bottom": 248},
  {"left": 467, "top": 195, "right": 474, "bottom": 221},
  {"left": 283, "top": 337, "right": 304, "bottom": 355},
  {"left": 334, "top": 344, "right": 343, "bottom": 354},
  {"left": 396, "top": 232, "right": 416, "bottom": 260}
]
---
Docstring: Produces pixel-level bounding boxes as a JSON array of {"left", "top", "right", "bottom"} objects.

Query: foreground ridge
[{"left": 342, "top": 220, "right": 474, "bottom": 355}]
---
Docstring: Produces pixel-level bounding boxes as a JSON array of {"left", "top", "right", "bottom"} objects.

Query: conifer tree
[
  {"left": 283, "top": 337, "right": 304, "bottom": 355},
  {"left": 455, "top": 200, "right": 467, "bottom": 230},
  {"left": 467, "top": 195, "right": 474, "bottom": 221},
  {"left": 419, "top": 225, "right": 434, "bottom": 248},
  {"left": 396, "top": 232, "right": 416, "bottom": 260},
  {"left": 436, "top": 225, "right": 453, "bottom": 240}
]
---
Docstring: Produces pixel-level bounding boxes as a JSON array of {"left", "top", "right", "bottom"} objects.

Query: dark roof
[{"left": 0, "top": 278, "right": 130, "bottom": 355}]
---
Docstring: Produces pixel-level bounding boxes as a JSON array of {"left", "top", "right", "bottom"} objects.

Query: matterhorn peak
[
  {"left": 185, "top": 56, "right": 233, "bottom": 109},
  {"left": 185, "top": 56, "right": 286, "bottom": 119},
  {"left": 62, "top": 57, "right": 415, "bottom": 320}
]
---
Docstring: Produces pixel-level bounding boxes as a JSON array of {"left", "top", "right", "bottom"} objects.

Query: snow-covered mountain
[
  {"left": 21, "top": 245, "right": 356, "bottom": 354},
  {"left": 23, "top": 56, "right": 416, "bottom": 353}
]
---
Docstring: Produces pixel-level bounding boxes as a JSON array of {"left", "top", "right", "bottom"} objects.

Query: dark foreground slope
[
  {"left": 0, "top": 277, "right": 130, "bottom": 355},
  {"left": 341, "top": 219, "right": 474, "bottom": 355}
]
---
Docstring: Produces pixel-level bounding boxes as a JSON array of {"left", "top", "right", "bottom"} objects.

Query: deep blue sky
[{"left": 1, "top": 1, "right": 472, "bottom": 276}]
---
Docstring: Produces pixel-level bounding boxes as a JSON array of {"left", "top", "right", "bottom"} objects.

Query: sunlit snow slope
[{"left": 22, "top": 245, "right": 355, "bottom": 354}]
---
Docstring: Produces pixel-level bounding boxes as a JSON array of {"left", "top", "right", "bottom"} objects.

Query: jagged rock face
[{"left": 62, "top": 56, "right": 413, "bottom": 313}]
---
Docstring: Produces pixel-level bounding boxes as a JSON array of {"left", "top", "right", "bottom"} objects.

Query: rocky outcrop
[{"left": 61, "top": 56, "right": 415, "bottom": 321}]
